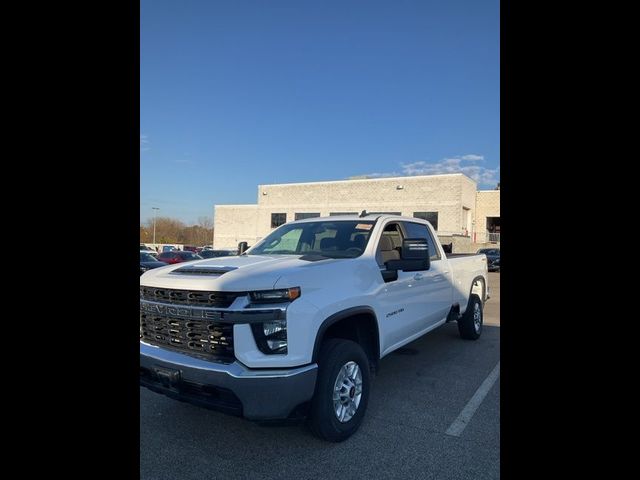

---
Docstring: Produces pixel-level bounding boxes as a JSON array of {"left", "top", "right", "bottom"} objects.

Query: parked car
[
  {"left": 162, "top": 245, "right": 179, "bottom": 253},
  {"left": 198, "top": 249, "right": 237, "bottom": 259},
  {"left": 140, "top": 214, "right": 489, "bottom": 441},
  {"left": 183, "top": 245, "right": 199, "bottom": 253},
  {"left": 156, "top": 250, "right": 203, "bottom": 264},
  {"left": 477, "top": 248, "right": 500, "bottom": 272},
  {"left": 140, "top": 252, "right": 167, "bottom": 275},
  {"left": 140, "top": 244, "right": 155, "bottom": 252}
]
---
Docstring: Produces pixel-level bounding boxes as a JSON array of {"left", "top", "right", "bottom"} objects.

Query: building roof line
[
  {"left": 214, "top": 204, "right": 258, "bottom": 208},
  {"left": 258, "top": 172, "right": 476, "bottom": 188}
]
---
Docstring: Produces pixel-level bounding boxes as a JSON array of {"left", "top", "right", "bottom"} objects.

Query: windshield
[
  {"left": 140, "top": 253, "right": 157, "bottom": 262},
  {"left": 249, "top": 220, "right": 375, "bottom": 258}
]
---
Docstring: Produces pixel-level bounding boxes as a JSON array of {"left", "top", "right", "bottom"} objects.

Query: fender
[
  {"left": 311, "top": 306, "right": 380, "bottom": 363},
  {"left": 467, "top": 275, "right": 487, "bottom": 308}
]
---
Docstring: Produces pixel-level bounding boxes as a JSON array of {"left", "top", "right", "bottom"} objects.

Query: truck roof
[{"left": 290, "top": 214, "right": 419, "bottom": 223}]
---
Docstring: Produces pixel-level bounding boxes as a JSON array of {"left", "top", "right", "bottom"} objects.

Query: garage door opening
[{"left": 486, "top": 217, "right": 500, "bottom": 243}]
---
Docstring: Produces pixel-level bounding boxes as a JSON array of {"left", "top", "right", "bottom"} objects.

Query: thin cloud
[
  {"left": 460, "top": 154, "right": 484, "bottom": 161},
  {"left": 349, "top": 154, "right": 499, "bottom": 188},
  {"left": 140, "top": 135, "right": 150, "bottom": 151}
]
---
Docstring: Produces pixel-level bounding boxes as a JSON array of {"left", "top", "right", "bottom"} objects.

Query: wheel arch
[
  {"left": 468, "top": 275, "right": 487, "bottom": 308},
  {"left": 311, "top": 306, "right": 380, "bottom": 371}
]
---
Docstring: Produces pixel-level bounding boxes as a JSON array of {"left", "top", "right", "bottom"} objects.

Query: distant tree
[
  {"left": 140, "top": 216, "right": 213, "bottom": 245},
  {"left": 183, "top": 225, "right": 209, "bottom": 245},
  {"left": 140, "top": 226, "right": 150, "bottom": 243},
  {"left": 143, "top": 217, "right": 185, "bottom": 243},
  {"left": 198, "top": 216, "right": 213, "bottom": 230},
  {"left": 197, "top": 216, "right": 214, "bottom": 246},
  {"left": 495, "top": 182, "right": 500, "bottom": 190}
]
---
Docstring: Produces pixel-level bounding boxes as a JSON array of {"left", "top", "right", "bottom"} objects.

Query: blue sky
[{"left": 141, "top": 0, "right": 499, "bottom": 225}]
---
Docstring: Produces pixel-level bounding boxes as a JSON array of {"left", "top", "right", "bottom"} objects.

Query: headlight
[
  {"left": 248, "top": 288, "right": 299, "bottom": 354},
  {"left": 249, "top": 287, "right": 301, "bottom": 304},
  {"left": 251, "top": 320, "right": 288, "bottom": 354}
]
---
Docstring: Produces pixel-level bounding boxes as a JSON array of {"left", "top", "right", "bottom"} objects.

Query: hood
[{"left": 139, "top": 254, "right": 342, "bottom": 291}]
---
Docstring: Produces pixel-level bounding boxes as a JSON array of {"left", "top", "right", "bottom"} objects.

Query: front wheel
[
  {"left": 307, "top": 339, "right": 371, "bottom": 442},
  {"left": 458, "top": 294, "right": 483, "bottom": 340}
]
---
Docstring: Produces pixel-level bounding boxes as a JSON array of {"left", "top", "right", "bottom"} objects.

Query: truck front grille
[
  {"left": 140, "top": 313, "right": 234, "bottom": 363},
  {"left": 140, "top": 286, "right": 246, "bottom": 308}
]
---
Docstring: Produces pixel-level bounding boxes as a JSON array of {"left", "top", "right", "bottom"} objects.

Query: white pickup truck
[{"left": 140, "top": 214, "right": 489, "bottom": 441}]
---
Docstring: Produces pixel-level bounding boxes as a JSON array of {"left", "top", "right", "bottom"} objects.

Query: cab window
[
  {"left": 400, "top": 221, "right": 441, "bottom": 261},
  {"left": 375, "top": 223, "right": 403, "bottom": 267}
]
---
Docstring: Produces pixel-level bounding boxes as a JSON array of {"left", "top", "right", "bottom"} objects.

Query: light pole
[{"left": 152, "top": 207, "right": 159, "bottom": 246}]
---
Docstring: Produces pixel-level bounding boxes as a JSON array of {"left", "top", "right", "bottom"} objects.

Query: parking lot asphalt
[
  {"left": 484, "top": 272, "right": 500, "bottom": 326},
  {"left": 140, "top": 273, "right": 500, "bottom": 480}
]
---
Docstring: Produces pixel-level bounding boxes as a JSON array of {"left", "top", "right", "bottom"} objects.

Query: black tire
[
  {"left": 307, "top": 339, "right": 371, "bottom": 442},
  {"left": 458, "top": 294, "right": 483, "bottom": 340}
]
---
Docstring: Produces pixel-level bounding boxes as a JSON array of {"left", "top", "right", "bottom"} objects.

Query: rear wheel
[
  {"left": 307, "top": 339, "right": 370, "bottom": 442},
  {"left": 458, "top": 294, "right": 483, "bottom": 340}
]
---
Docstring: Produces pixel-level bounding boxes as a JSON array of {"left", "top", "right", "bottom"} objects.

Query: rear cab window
[{"left": 400, "top": 221, "right": 441, "bottom": 261}]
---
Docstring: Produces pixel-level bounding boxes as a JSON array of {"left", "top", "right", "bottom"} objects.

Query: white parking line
[{"left": 445, "top": 361, "right": 500, "bottom": 437}]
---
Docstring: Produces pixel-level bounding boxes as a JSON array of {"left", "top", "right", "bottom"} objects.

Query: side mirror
[
  {"left": 401, "top": 238, "right": 430, "bottom": 260},
  {"left": 238, "top": 241, "right": 249, "bottom": 255},
  {"left": 385, "top": 238, "right": 430, "bottom": 273}
]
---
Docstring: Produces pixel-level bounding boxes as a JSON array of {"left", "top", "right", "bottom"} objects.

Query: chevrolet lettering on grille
[{"left": 140, "top": 301, "right": 224, "bottom": 321}]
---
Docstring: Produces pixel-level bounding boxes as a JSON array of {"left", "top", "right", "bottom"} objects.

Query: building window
[
  {"left": 294, "top": 212, "right": 320, "bottom": 220},
  {"left": 462, "top": 207, "right": 471, "bottom": 236},
  {"left": 271, "top": 213, "right": 287, "bottom": 228},
  {"left": 329, "top": 212, "right": 358, "bottom": 216},
  {"left": 413, "top": 212, "right": 438, "bottom": 230}
]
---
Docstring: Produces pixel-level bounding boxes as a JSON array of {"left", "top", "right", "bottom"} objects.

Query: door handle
[{"left": 413, "top": 273, "right": 424, "bottom": 280}]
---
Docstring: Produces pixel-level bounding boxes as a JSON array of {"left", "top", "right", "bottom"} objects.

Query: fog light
[{"left": 263, "top": 321, "right": 286, "bottom": 336}]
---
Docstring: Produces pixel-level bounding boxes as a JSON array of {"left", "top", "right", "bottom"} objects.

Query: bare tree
[
  {"left": 197, "top": 216, "right": 214, "bottom": 246},
  {"left": 198, "top": 216, "right": 213, "bottom": 230},
  {"left": 140, "top": 216, "right": 213, "bottom": 246},
  {"left": 143, "top": 217, "right": 186, "bottom": 243},
  {"left": 140, "top": 226, "right": 151, "bottom": 243}
]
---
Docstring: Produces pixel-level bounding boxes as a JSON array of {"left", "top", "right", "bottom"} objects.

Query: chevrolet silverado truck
[{"left": 140, "top": 214, "right": 489, "bottom": 441}]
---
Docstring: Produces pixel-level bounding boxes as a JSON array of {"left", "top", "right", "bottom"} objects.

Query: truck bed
[{"left": 446, "top": 253, "right": 488, "bottom": 312}]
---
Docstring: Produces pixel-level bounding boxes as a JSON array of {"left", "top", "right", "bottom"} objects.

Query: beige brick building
[
  {"left": 214, "top": 173, "right": 500, "bottom": 250},
  {"left": 474, "top": 190, "right": 501, "bottom": 243}
]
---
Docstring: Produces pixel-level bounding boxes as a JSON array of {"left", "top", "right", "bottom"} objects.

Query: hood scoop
[{"left": 170, "top": 265, "right": 238, "bottom": 276}]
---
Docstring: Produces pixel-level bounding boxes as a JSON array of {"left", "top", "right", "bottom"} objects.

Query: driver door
[
  {"left": 374, "top": 221, "right": 429, "bottom": 349},
  {"left": 400, "top": 221, "right": 452, "bottom": 330}
]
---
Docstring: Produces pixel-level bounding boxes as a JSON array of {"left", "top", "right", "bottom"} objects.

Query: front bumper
[{"left": 140, "top": 342, "right": 318, "bottom": 420}]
